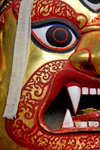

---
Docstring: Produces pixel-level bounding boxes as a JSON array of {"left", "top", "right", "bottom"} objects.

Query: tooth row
[
  {"left": 62, "top": 109, "right": 100, "bottom": 128},
  {"left": 63, "top": 121, "right": 100, "bottom": 128},
  {"left": 82, "top": 87, "right": 100, "bottom": 95},
  {"left": 75, "top": 121, "right": 99, "bottom": 128}
]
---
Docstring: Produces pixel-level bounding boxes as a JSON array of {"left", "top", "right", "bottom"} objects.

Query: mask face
[{"left": 1, "top": 0, "right": 100, "bottom": 149}]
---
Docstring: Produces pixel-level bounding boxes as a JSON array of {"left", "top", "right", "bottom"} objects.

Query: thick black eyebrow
[{"left": 31, "top": 18, "right": 81, "bottom": 39}]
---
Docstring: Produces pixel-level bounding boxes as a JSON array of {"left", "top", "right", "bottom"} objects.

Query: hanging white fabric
[{"left": 3, "top": 0, "right": 34, "bottom": 119}]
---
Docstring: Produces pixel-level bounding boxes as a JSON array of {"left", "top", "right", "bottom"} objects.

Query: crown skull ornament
[{"left": 1, "top": 0, "right": 100, "bottom": 150}]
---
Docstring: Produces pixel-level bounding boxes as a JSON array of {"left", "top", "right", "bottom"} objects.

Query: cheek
[{"left": 23, "top": 41, "right": 75, "bottom": 85}]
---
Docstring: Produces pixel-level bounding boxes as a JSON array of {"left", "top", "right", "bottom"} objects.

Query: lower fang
[{"left": 61, "top": 109, "right": 74, "bottom": 128}]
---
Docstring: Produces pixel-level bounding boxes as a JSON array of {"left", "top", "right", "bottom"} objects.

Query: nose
[{"left": 70, "top": 31, "right": 100, "bottom": 76}]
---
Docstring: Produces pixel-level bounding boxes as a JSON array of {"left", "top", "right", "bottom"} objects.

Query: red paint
[
  {"left": 53, "top": 28, "right": 68, "bottom": 43},
  {"left": 12, "top": 0, "right": 87, "bottom": 31},
  {"left": 31, "top": 29, "right": 78, "bottom": 51},
  {"left": 0, "top": 14, "right": 5, "bottom": 30},
  {"left": 92, "top": 16, "right": 100, "bottom": 23},
  {"left": 3, "top": 0, "right": 100, "bottom": 150},
  {"left": 5, "top": 59, "right": 100, "bottom": 149}
]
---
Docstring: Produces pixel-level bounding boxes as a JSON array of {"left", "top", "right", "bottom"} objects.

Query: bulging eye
[
  {"left": 31, "top": 24, "right": 80, "bottom": 52},
  {"left": 80, "top": 0, "right": 100, "bottom": 12}
]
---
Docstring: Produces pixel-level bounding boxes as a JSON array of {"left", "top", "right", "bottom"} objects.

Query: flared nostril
[
  {"left": 81, "top": 62, "right": 96, "bottom": 75},
  {"left": 70, "top": 48, "right": 100, "bottom": 76}
]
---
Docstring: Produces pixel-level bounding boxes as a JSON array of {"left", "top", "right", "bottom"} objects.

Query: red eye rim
[{"left": 52, "top": 28, "right": 68, "bottom": 44}]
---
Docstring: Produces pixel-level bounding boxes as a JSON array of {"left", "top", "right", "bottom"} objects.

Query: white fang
[
  {"left": 62, "top": 109, "right": 74, "bottom": 128},
  {"left": 67, "top": 86, "right": 81, "bottom": 114}
]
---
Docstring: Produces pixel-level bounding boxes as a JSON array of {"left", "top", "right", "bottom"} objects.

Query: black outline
[
  {"left": 46, "top": 25, "right": 72, "bottom": 47},
  {"left": 31, "top": 18, "right": 81, "bottom": 53},
  {"left": 79, "top": 0, "right": 100, "bottom": 13},
  {"left": 0, "top": 0, "right": 8, "bottom": 14},
  {"left": 88, "top": 0, "right": 100, "bottom": 4}
]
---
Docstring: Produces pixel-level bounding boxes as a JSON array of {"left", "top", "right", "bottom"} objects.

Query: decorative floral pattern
[
  {"left": 12, "top": 0, "right": 81, "bottom": 28},
  {"left": 5, "top": 60, "right": 69, "bottom": 149}
]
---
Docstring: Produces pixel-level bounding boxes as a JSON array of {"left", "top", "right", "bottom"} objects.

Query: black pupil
[
  {"left": 46, "top": 25, "right": 72, "bottom": 47},
  {"left": 54, "top": 29, "right": 67, "bottom": 42},
  {"left": 87, "top": 0, "right": 100, "bottom": 4}
]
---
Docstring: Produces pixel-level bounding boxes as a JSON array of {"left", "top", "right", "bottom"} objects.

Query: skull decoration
[{"left": 1, "top": 0, "right": 100, "bottom": 150}]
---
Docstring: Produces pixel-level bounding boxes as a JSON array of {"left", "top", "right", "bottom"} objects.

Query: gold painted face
[
  {"left": 1, "top": 0, "right": 100, "bottom": 149},
  {"left": 22, "top": 0, "right": 100, "bottom": 129},
  {"left": 24, "top": 0, "right": 100, "bottom": 84}
]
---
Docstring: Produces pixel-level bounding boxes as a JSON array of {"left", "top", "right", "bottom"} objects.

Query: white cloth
[{"left": 3, "top": 0, "right": 34, "bottom": 119}]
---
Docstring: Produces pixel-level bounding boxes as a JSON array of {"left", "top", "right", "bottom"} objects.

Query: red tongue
[{"left": 73, "top": 111, "right": 100, "bottom": 121}]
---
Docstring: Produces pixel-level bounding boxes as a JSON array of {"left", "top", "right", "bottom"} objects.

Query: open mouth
[
  {"left": 44, "top": 86, "right": 100, "bottom": 130},
  {"left": 39, "top": 67, "right": 100, "bottom": 133}
]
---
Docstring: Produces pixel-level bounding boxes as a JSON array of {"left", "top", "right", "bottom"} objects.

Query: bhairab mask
[{"left": 1, "top": 0, "right": 100, "bottom": 149}]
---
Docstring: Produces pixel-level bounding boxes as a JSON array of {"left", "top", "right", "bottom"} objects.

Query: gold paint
[
  {"left": 68, "top": 137, "right": 75, "bottom": 145},
  {"left": 42, "top": 0, "right": 53, "bottom": 4},
  {"left": 0, "top": 0, "right": 5, "bottom": 5},
  {"left": 7, "top": 3, "right": 9, "bottom": 6},
  {"left": 70, "top": 50, "right": 89, "bottom": 71},
  {"left": 23, "top": 42, "right": 73, "bottom": 86},
  {"left": 22, "top": 85, "right": 48, "bottom": 100},
  {"left": 81, "top": 108, "right": 98, "bottom": 114},
  {"left": 37, "top": 134, "right": 49, "bottom": 147},
  {"left": 0, "top": 30, "right": 6, "bottom": 81},
  {"left": 75, "top": 136, "right": 87, "bottom": 149},
  {"left": 77, "top": 16, "right": 87, "bottom": 28},
  {"left": 31, "top": 4, "right": 36, "bottom": 17},
  {"left": 91, "top": 122, "right": 95, "bottom": 127},
  {"left": 13, "top": 107, "right": 35, "bottom": 128},
  {"left": 66, "top": 10, "right": 71, "bottom": 17},
  {"left": 0, "top": 0, "right": 14, "bottom": 14},
  {"left": 37, "top": 131, "right": 43, "bottom": 136},
  {"left": 40, "top": 6, "right": 52, "bottom": 16},
  {"left": 2, "top": 0, "right": 100, "bottom": 149},
  {"left": 55, "top": 8, "right": 60, "bottom": 14},
  {"left": 82, "top": 26, "right": 100, "bottom": 33},
  {"left": 57, "top": 3, "right": 65, "bottom": 7},
  {"left": 76, "top": 122, "right": 81, "bottom": 127},
  {"left": 58, "top": 11, "right": 63, "bottom": 16},
  {"left": 0, "top": 8, "right": 26, "bottom": 150},
  {"left": 70, "top": 31, "right": 100, "bottom": 76},
  {"left": 62, "top": 0, "right": 97, "bottom": 23}
]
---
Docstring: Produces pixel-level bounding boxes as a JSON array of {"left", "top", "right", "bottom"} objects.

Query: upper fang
[{"left": 66, "top": 85, "right": 81, "bottom": 114}]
